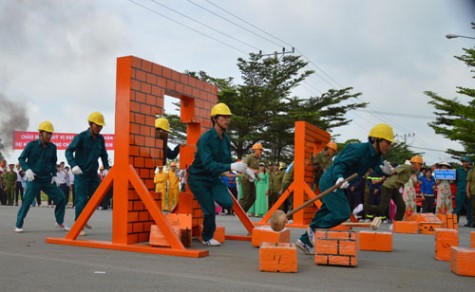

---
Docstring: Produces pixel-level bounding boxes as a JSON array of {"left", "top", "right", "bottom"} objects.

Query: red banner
[{"left": 13, "top": 131, "right": 115, "bottom": 150}]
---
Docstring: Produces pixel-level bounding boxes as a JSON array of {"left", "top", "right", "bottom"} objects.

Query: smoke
[{"left": 0, "top": 93, "right": 29, "bottom": 155}]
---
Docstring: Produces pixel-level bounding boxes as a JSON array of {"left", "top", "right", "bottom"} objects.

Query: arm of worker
[{"left": 167, "top": 145, "right": 180, "bottom": 160}]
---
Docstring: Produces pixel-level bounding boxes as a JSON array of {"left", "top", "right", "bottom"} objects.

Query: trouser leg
[
  {"left": 16, "top": 181, "right": 39, "bottom": 228},
  {"left": 392, "top": 190, "right": 406, "bottom": 221},
  {"left": 43, "top": 183, "right": 66, "bottom": 225},
  {"left": 239, "top": 180, "right": 256, "bottom": 212},
  {"left": 74, "top": 175, "right": 99, "bottom": 220}
]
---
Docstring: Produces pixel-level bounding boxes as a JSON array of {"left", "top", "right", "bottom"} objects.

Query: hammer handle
[{"left": 286, "top": 173, "right": 358, "bottom": 219}]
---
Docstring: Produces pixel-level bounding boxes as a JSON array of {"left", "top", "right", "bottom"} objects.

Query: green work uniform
[
  {"left": 466, "top": 169, "right": 475, "bottom": 226},
  {"left": 299, "top": 142, "right": 384, "bottom": 247},
  {"left": 312, "top": 151, "right": 332, "bottom": 190},
  {"left": 16, "top": 139, "right": 66, "bottom": 228},
  {"left": 239, "top": 153, "right": 261, "bottom": 212},
  {"left": 4, "top": 170, "right": 17, "bottom": 205},
  {"left": 66, "top": 129, "right": 109, "bottom": 220},
  {"left": 268, "top": 169, "right": 284, "bottom": 209},
  {"left": 188, "top": 127, "right": 233, "bottom": 241},
  {"left": 281, "top": 163, "right": 294, "bottom": 213},
  {"left": 454, "top": 166, "right": 471, "bottom": 226},
  {"left": 364, "top": 164, "right": 413, "bottom": 221}
]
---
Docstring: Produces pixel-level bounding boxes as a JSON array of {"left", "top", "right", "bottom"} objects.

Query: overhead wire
[
  {"left": 147, "top": 0, "right": 261, "bottom": 51},
  {"left": 127, "top": 0, "right": 249, "bottom": 54},
  {"left": 128, "top": 0, "right": 452, "bottom": 158}
]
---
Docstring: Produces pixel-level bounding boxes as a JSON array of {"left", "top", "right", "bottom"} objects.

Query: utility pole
[
  {"left": 259, "top": 47, "right": 295, "bottom": 60},
  {"left": 396, "top": 133, "right": 415, "bottom": 145}
]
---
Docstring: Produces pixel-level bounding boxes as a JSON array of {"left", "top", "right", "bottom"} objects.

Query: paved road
[{"left": 0, "top": 205, "right": 474, "bottom": 292}]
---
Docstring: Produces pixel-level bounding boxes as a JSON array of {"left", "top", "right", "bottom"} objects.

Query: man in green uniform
[
  {"left": 364, "top": 156, "right": 423, "bottom": 221},
  {"left": 188, "top": 103, "right": 251, "bottom": 246},
  {"left": 239, "top": 142, "right": 263, "bottom": 212},
  {"left": 66, "top": 111, "right": 110, "bottom": 236},
  {"left": 4, "top": 163, "right": 17, "bottom": 206},
  {"left": 268, "top": 162, "right": 284, "bottom": 210},
  {"left": 15, "top": 121, "right": 69, "bottom": 233},
  {"left": 281, "top": 162, "right": 294, "bottom": 213},
  {"left": 296, "top": 123, "right": 394, "bottom": 255},
  {"left": 465, "top": 165, "right": 475, "bottom": 228},
  {"left": 454, "top": 156, "right": 471, "bottom": 227},
  {"left": 155, "top": 117, "right": 180, "bottom": 165},
  {"left": 312, "top": 141, "right": 338, "bottom": 191}
]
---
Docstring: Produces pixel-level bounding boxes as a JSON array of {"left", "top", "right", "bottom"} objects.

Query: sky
[{"left": 0, "top": 0, "right": 474, "bottom": 165}]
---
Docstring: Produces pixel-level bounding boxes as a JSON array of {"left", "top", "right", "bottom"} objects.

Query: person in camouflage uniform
[
  {"left": 239, "top": 143, "right": 263, "bottom": 212},
  {"left": 4, "top": 164, "right": 17, "bottom": 206},
  {"left": 268, "top": 162, "right": 285, "bottom": 210},
  {"left": 312, "top": 141, "right": 338, "bottom": 191}
]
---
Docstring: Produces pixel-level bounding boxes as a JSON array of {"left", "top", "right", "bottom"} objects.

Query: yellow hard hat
[
  {"left": 252, "top": 143, "right": 264, "bottom": 150},
  {"left": 369, "top": 123, "right": 394, "bottom": 142},
  {"left": 38, "top": 121, "right": 54, "bottom": 133},
  {"left": 279, "top": 162, "right": 286, "bottom": 170},
  {"left": 326, "top": 142, "right": 338, "bottom": 152},
  {"left": 210, "top": 103, "right": 232, "bottom": 117},
  {"left": 88, "top": 111, "right": 106, "bottom": 126},
  {"left": 155, "top": 117, "right": 170, "bottom": 132},
  {"left": 410, "top": 155, "right": 423, "bottom": 164}
]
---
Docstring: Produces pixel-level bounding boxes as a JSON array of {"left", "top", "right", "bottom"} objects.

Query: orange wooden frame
[{"left": 257, "top": 121, "right": 330, "bottom": 228}]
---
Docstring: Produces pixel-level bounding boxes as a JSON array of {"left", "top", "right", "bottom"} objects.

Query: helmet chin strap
[
  {"left": 373, "top": 138, "right": 382, "bottom": 155},
  {"left": 214, "top": 116, "right": 227, "bottom": 132}
]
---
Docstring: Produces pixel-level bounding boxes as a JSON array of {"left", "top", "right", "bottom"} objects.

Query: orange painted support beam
[
  {"left": 47, "top": 56, "right": 220, "bottom": 258},
  {"left": 258, "top": 122, "right": 330, "bottom": 228}
]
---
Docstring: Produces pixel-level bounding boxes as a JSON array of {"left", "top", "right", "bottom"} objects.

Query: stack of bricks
[
  {"left": 418, "top": 213, "right": 443, "bottom": 234},
  {"left": 434, "top": 228, "right": 459, "bottom": 261},
  {"left": 450, "top": 247, "right": 475, "bottom": 277},
  {"left": 359, "top": 231, "right": 392, "bottom": 252},
  {"left": 124, "top": 56, "right": 217, "bottom": 244},
  {"left": 437, "top": 214, "right": 458, "bottom": 230},
  {"left": 259, "top": 242, "right": 298, "bottom": 273},
  {"left": 149, "top": 213, "right": 193, "bottom": 247},
  {"left": 393, "top": 220, "right": 418, "bottom": 234},
  {"left": 251, "top": 226, "right": 291, "bottom": 247},
  {"left": 314, "top": 229, "right": 358, "bottom": 267}
]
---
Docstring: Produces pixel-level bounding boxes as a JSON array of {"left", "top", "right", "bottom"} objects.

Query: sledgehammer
[{"left": 269, "top": 173, "right": 380, "bottom": 232}]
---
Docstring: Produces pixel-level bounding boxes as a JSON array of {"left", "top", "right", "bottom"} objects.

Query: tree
[
  {"left": 425, "top": 23, "right": 475, "bottom": 160},
  {"left": 188, "top": 53, "right": 367, "bottom": 161}
]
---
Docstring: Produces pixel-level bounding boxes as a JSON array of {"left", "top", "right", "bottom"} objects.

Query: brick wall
[{"left": 118, "top": 56, "right": 217, "bottom": 244}]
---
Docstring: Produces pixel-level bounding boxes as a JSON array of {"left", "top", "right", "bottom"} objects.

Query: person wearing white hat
[{"left": 435, "top": 162, "right": 453, "bottom": 215}]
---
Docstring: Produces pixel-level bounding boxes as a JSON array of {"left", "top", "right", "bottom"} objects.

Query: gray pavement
[{"left": 1, "top": 205, "right": 474, "bottom": 292}]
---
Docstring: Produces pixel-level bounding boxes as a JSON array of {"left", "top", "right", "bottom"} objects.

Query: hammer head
[
  {"left": 370, "top": 216, "right": 382, "bottom": 230},
  {"left": 270, "top": 210, "right": 287, "bottom": 232}
]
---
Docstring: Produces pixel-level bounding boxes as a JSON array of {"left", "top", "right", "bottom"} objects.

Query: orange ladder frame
[{"left": 257, "top": 121, "right": 330, "bottom": 228}]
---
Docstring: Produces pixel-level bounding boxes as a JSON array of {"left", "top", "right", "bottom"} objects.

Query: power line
[
  {"left": 127, "top": 0, "right": 248, "bottom": 54},
  {"left": 357, "top": 109, "right": 434, "bottom": 120},
  {"left": 188, "top": 0, "right": 285, "bottom": 49},
  {"left": 199, "top": 1, "right": 341, "bottom": 89},
  {"left": 147, "top": 0, "right": 261, "bottom": 51}
]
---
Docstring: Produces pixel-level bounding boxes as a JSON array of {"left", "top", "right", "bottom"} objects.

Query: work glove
[
  {"left": 51, "top": 176, "right": 60, "bottom": 186},
  {"left": 230, "top": 162, "right": 247, "bottom": 173},
  {"left": 334, "top": 177, "right": 349, "bottom": 191},
  {"left": 72, "top": 166, "right": 83, "bottom": 175},
  {"left": 245, "top": 167, "right": 256, "bottom": 182},
  {"left": 380, "top": 160, "right": 394, "bottom": 175},
  {"left": 155, "top": 167, "right": 159, "bottom": 174},
  {"left": 102, "top": 169, "right": 109, "bottom": 176},
  {"left": 25, "top": 169, "right": 36, "bottom": 182}
]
